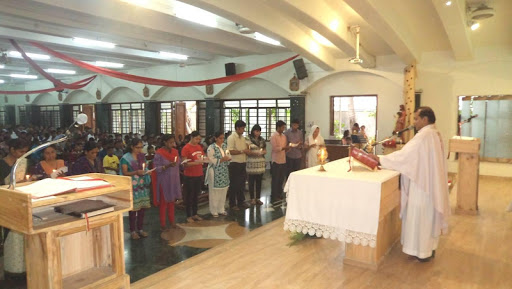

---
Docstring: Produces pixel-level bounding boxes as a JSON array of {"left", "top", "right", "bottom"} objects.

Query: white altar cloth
[{"left": 283, "top": 158, "right": 399, "bottom": 247}]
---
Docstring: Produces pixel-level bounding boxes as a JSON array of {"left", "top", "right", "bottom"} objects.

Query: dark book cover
[{"left": 54, "top": 200, "right": 115, "bottom": 218}]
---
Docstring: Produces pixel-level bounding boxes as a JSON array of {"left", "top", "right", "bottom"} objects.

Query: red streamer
[
  {"left": 0, "top": 76, "right": 96, "bottom": 95},
  {"left": 29, "top": 41, "right": 299, "bottom": 87},
  {"left": 0, "top": 40, "right": 97, "bottom": 95}
]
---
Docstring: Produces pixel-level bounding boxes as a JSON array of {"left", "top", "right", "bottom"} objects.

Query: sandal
[
  {"left": 138, "top": 231, "right": 148, "bottom": 238},
  {"left": 187, "top": 217, "right": 195, "bottom": 223},
  {"left": 219, "top": 211, "right": 228, "bottom": 216},
  {"left": 130, "top": 232, "right": 140, "bottom": 240},
  {"left": 256, "top": 199, "right": 263, "bottom": 205},
  {"left": 192, "top": 215, "right": 203, "bottom": 221}
]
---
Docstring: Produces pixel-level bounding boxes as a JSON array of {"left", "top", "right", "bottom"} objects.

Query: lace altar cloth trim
[{"left": 283, "top": 219, "right": 377, "bottom": 248}]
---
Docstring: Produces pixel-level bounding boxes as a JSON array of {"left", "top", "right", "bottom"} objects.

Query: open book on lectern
[{"left": 16, "top": 176, "right": 112, "bottom": 199}]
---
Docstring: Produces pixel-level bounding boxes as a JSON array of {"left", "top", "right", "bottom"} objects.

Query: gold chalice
[{"left": 317, "top": 147, "right": 328, "bottom": 171}]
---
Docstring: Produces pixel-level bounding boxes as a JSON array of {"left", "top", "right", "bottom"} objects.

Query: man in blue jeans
[{"left": 284, "top": 119, "right": 303, "bottom": 179}]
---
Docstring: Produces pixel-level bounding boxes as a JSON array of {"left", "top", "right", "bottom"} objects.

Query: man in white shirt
[
  {"left": 369, "top": 106, "right": 450, "bottom": 262},
  {"left": 227, "top": 120, "right": 251, "bottom": 210}
]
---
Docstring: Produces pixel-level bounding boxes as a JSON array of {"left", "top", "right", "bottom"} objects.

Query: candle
[
  {"left": 25, "top": 174, "right": 30, "bottom": 181},
  {"left": 174, "top": 156, "right": 177, "bottom": 162},
  {"left": 142, "top": 163, "right": 146, "bottom": 170}
]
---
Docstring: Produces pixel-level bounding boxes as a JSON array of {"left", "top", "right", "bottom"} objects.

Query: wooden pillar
[
  {"left": 175, "top": 102, "right": 187, "bottom": 139},
  {"left": 403, "top": 64, "right": 416, "bottom": 143}
]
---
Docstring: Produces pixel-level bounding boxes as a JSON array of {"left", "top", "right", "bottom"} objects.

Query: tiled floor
[
  {"left": 124, "top": 172, "right": 286, "bottom": 283},
  {"left": 0, "top": 171, "right": 286, "bottom": 288}
]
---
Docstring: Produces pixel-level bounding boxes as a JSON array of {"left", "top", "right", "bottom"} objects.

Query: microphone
[{"left": 393, "top": 125, "right": 414, "bottom": 136}]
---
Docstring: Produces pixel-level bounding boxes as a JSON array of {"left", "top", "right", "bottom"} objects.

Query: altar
[{"left": 284, "top": 158, "right": 401, "bottom": 269}]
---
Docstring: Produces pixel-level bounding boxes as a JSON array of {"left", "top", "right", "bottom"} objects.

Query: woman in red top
[{"left": 181, "top": 131, "right": 205, "bottom": 223}]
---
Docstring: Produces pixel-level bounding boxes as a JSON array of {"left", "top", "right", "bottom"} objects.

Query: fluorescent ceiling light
[
  {"left": 329, "top": 19, "right": 339, "bottom": 31},
  {"left": 312, "top": 31, "right": 333, "bottom": 46},
  {"left": 73, "top": 37, "right": 116, "bottom": 48},
  {"left": 175, "top": 1, "right": 217, "bottom": 28},
  {"left": 0, "top": 80, "right": 4, "bottom": 84},
  {"left": 10, "top": 74, "right": 38, "bottom": 79},
  {"left": 93, "top": 61, "right": 124, "bottom": 68},
  {"left": 46, "top": 68, "right": 76, "bottom": 75},
  {"left": 159, "top": 51, "right": 188, "bottom": 60},
  {"left": 470, "top": 22, "right": 480, "bottom": 30},
  {"left": 0, "top": 64, "right": 4, "bottom": 69},
  {"left": 445, "top": 1, "right": 452, "bottom": 6},
  {"left": 254, "top": 32, "right": 281, "bottom": 46},
  {"left": 8, "top": 51, "right": 50, "bottom": 60}
]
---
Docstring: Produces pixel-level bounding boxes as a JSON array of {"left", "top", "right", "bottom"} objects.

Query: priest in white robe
[{"left": 370, "top": 106, "right": 450, "bottom": 261}]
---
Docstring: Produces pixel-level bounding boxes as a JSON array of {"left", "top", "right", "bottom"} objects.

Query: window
[
  {"left": 459, "top": 95, "right": 512, "bottom": 161},
  {"left": 330, "top": 95, "right": 377, "bottom": 141},
  {"left": 160, "top": 102, "right": 175, "bottom": 134},
  {"left": 72, "top": 105, "right": 83, "bottom": 121},
  {"left": 110, "top": 103, "right": 145, "bottom": 134},
  {"left": 39, "top": 105, "right": 61, "bottom": 128},
  {"left": 222, "top": 99, "right": 290, "bottom": 140}
]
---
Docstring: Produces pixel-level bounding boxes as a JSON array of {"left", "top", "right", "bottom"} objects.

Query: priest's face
[{"left": 413, "top": 110, "right": 429, "bottom": 131}]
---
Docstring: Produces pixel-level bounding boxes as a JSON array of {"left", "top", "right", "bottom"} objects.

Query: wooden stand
[
  {"left": 344, "top": 176, "right": 401, "bottom": 270},
  {"left": 449, "top": 137, "right": 481, "bottom": 215},
  {"left": 0, "top": 173, "right": 133, "bottom": 289}
]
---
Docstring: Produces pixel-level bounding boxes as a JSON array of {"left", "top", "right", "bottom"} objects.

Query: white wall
[
  {"left": 305, "top": 71, "right": 403, "bottom": 141},
  {"left": 417, "top": 47, "right": 512, "bottom": 176}
]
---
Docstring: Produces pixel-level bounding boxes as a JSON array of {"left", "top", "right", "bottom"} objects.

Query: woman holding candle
[
  {"left": 205, "top": 131, "right": 231, "bottom": 217},
  {"left": 70, "top": 141, "right": 103, "bottom": 175},
  {"left": 246, "top": 125, "right": 266, "bottom": 205},
  {"left": 33, "top": 145, "right": 68, "bottom": 179},
  {"left": 120, "top": 138, "right": 151, "bottom": 239},
  {"left": 305, "top": 125, "right": 325, "bottom": 168},
  {"left": 0, "top": 139, "right": 30, "bottom": 185},
  {"left": 153, "top": 134, "right": 181, "bottom": 231},
  {"left": 181, "top": 131, "right": 205, "bottom": 223}
]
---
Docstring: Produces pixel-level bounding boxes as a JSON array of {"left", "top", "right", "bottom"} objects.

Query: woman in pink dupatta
[{"left": 153, "top": 134, "right": 181, "bottom": 231}]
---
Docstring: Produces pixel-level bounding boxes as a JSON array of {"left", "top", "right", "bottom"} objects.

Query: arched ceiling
[{"left": 0, "top": 0, "right": 510, "bottom": 86}]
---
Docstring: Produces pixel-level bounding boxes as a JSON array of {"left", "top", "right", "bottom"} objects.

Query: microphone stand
[{"left": 8, "top": 121, "right": 78, "bottom": 190}]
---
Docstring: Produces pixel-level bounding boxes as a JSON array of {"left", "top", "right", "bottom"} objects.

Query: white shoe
[{"left": 212, "top": 213, "right": 219, "bottom": 217}]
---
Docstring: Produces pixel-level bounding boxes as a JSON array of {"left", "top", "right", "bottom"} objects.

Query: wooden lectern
[
  {"left": 449, "top": 137, "right": 481, "bottom": 215},
  {"left": 0, "top": 173, "right": 132, "bottom": 289}
]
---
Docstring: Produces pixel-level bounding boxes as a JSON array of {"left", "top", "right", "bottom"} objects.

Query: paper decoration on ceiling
[
  {"left": 96, "top": 89, "right": 101, "bottom": 100},
  {"left": 4, "top": 95, "right": 8, "bottom": 103},
  {"left": 289, "top": 74, "right": 299, "bottom": 91},
  {"left": 58, "top": 92, "right": 63, "bottom": 101},
  {"left": 143, "top": 85, "right": 150, "bottom": 98},
  {"left": 205, "top": 84, "right": 213, "bottom": 95},
  {"left": 25, "top": 94, "right": 30, "bottom": 102}
]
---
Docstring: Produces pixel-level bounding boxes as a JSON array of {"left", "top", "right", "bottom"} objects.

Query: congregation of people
[{"left": 0, "top": 118, "right": 331, "bottom": 240}]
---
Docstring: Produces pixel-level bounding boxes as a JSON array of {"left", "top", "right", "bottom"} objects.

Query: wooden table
[
  {"left": 0, "top": 173, "right": 133, "bottom": 289},
  {"left": 284, "top": 158, "right": 401, "bottom": 269}
]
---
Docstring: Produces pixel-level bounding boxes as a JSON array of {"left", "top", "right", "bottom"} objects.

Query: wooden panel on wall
[{"left": 175, "top": 102, "right": 186, "bottom": 139}]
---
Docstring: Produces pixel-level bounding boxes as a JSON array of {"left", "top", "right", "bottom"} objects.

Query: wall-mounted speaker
[
  {"left": 225, "top": 63, "right": 236, "bottom": 76},
  {"left": 293, "top": 59, "right": 308, "bottom": 80}
]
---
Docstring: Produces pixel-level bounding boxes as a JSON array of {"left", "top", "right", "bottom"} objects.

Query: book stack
[{"left": 54, "top": 199, "right": 115, "bottom": 218}]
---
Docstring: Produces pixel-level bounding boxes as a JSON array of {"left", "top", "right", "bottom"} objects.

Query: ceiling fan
[{"left": 349, "top": 26, "right": 363, "bottom": 64}]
